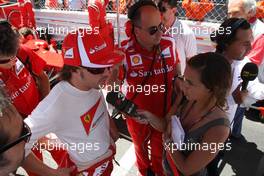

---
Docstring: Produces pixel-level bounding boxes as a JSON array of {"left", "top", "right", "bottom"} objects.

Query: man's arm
[
  {"left": 35, "top": 71, "right": 50, "bottom": 99},
  {"left": 23, "top": 153, "right": 74, "bottom": 176},
  {"left": 109, "top": 116, "right": 119, "bottom": 142}
]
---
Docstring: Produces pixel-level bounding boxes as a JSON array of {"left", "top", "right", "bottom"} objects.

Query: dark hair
[
  {"left": 187, "top": 52, "right": 232, "bottom": 108},
  {"left": 18, "top": 27, "right": 35, "bottom": 38},
  {"left": 0, "top": 20, "right": 19, "bottom": 57},
  {"left": 210, "top": 18, "right": 251, "bottom": 53},
  {"left": 128, "top": 0, "right": 157, "bottom": 27},
  {"left": 59, "top": 65, "right": 79, "bottom": 81},
  {"left": 158, "top": 0, "right": 178, "bottom": 14}
]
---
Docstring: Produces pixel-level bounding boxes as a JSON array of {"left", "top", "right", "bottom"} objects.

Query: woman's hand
[
  {"left": 134, "top": 109, "right": 150, "bottom": 124},
  {"left": 136, "top": 109, "right": 166, "bottom": 132}
]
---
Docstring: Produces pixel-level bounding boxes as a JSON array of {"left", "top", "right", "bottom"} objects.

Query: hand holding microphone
[
  {"left": 240, "top": 62, "right": 258, "bottom": 90},
  {"left": 232, "top": 63, "right": 258, "bottom": 104}
]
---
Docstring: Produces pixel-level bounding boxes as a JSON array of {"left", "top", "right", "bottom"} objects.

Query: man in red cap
[
  {"left": 120, "top": 0, "right": 179, "bottom": 175},
  {"left": 22, "top": 30, "right": 123, "bottom": 176}
]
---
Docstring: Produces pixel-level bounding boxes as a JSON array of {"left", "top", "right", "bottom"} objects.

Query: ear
[
  {"left": 134, "top": 27, "right": 141, "bottom": 37},
  {"left": 247, "top": 9, "right": 255, "bottom": 19},
  {"left": 172, "top": 7, "right": 177, "bottom": 14}
]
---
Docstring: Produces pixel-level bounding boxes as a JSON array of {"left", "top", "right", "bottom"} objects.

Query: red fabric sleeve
[
  {"left": 88, "top": 3, "right": 100, "bottom": 28},
  {"left": 247, "top": 34, "right": 264, "bottom": 65}
]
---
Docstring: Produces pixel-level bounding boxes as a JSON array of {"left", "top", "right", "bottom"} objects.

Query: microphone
[
  {"left": 240, "top": 62, "right": 258, "bottom": 90},
  {"left": 106, "top": 91, "right": 139, "bottom": 117}
]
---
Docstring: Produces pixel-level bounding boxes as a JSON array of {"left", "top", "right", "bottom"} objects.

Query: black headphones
[{"left": 210, "top": 18, "right": 249, "bottom": 52}]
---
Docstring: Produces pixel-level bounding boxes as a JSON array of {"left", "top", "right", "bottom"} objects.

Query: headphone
[{"left": 210, "top": 18, "right": 249, "bottom": 52}]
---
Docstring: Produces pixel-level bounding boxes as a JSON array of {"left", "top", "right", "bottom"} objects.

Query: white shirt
[
  {"left": 25, "top": 81, "right": 111, "bottom": 169},
  {"left": 168, "top": 19, "right": 197, "bottom": 75},
  {"left": 251, "top": 19, "right": 264, "bottom": 39}
]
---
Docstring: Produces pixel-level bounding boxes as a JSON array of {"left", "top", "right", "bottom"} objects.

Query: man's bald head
[
  {"left": 139, "top": 5, "right": 161, "bottom": 27},
  {"left": 128, "top": 0, "right": 157, "bottom": 26}
]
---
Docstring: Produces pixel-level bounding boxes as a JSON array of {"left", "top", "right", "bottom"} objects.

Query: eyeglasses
[
  {"left": 82, "top": 66, "right": 110, "bottom": 75},
  {"left": 136, "top": 22, "right": 165, "bottom": 35},
  {"left": 0, "top": 122, "right": 31, "bottom": 153}
]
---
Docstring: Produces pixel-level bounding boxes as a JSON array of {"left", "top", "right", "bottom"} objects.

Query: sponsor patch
[
  {"left": 64, "top": 48, "right": 74, "bottom": 59},
  {"left": 130, "top": 54, "right": 143, "bottom": 66},
  {"left": 129, "top": 71, "right": 138, "bottom": 77},
  {"left": 161, "top": 47, "right": 171, "bottom": 58},
  {"left": 80, "top": 98, "right": 101, "bottom": 136},
  {"left": 15, "top": 59, "right": 24, "bottom": 76}
]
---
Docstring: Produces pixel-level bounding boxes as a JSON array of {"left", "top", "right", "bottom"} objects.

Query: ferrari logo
[
  {"left": 84, "top": 114, "right": 91, "bottom": 123},
  {"left": 130, "top": 54, "right": 142, "bottom": 66}
]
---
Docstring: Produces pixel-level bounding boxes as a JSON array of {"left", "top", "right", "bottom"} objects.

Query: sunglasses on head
[
  {"left": 136, "top": 22, "right": 165, "bottom": 36},
  {"left": 82, "top": 66, "right": 110, "bottom": 75},
  {"left": 0, "top": 122, "right": 31, "bottom": 153}
]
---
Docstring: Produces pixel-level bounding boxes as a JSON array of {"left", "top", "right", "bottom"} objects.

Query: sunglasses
[
  {"left": 0, "top": 122, "right": 31, "bottom": 153},
  {"left": 82, "top": 66, "right": 110, "bottom": 75},
  {"left": 136, "top": 22, "right": 165, "bottom": 36}
]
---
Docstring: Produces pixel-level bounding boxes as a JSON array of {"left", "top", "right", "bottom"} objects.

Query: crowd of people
[{"left": 0, "top": 0, "right": 264, "bottom": 176}]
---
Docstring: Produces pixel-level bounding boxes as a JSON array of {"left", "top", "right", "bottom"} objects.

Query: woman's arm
[
  {"left": 167, "top": 125, "right": 230, "bottom": 175},
  {"left": 136, "top": 110, "right": 166, "bottom": 132}
]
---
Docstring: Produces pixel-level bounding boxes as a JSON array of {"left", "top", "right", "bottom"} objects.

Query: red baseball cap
[{"left": 62, "top": 31, "right": 124, "bottom": 68}]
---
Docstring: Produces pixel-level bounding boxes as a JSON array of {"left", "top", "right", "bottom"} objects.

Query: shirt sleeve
[
  {"left": 184, "top": 27, "right": 197, "bottom": 59},
  {"left": 24, "top": 99, "right": 58, "bottom": 156},
  {"left": 88, "top": 3, "right": 100, "bottom": 28},
  {"left": 247, "top": 34, "right": 264, "bottom": 65}
]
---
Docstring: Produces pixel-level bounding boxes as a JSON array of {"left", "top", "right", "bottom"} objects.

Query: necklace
[{"left": 181, "top": 101, "right": 216, "bottom": 131}]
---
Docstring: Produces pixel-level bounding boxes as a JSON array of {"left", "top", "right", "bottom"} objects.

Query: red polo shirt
[
  {"left": 122, "top": 36, "right": 179, "bottom": 117},
  {"left": 0, "top": 45, "right": 46, "bottom": 116}
]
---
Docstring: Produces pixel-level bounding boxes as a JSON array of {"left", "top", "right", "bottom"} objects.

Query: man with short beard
[{"left": 22, "top": 31, "right": 123, "bottom": 176}]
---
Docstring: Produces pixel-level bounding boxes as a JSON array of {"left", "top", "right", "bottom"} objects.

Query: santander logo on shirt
[
  {"left": 10, "top": 76, "right": 32, "bottom": 101},
  {"left": 129, "top": 65, "right": 174, "bottom": 78}
]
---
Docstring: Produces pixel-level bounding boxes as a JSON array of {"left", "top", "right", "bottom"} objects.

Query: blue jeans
[{"left": 232, "top": 106, "right": 246, "bottom": 137}]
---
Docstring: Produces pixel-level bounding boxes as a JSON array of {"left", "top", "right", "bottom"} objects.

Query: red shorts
[{"left": 28, "top": 145, "right": 115, "bottom": 176}]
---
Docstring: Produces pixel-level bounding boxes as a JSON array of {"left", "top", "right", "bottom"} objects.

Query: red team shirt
[
  {"left": 0, "top": 45, "right": 46, "bottom": 116},
  {"left": 248, "top": 34, "right": 264, "bottom": 65},
  {"left": 123, "top": 36, "right": 178, "bottom": 117}
]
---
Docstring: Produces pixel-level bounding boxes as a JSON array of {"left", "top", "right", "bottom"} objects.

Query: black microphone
[
  {"left": 106, "top": 91, "right": 139, "bottom": 117},
  {"left": 240, "top": 62, "right": 258, "bottom": 90}
]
